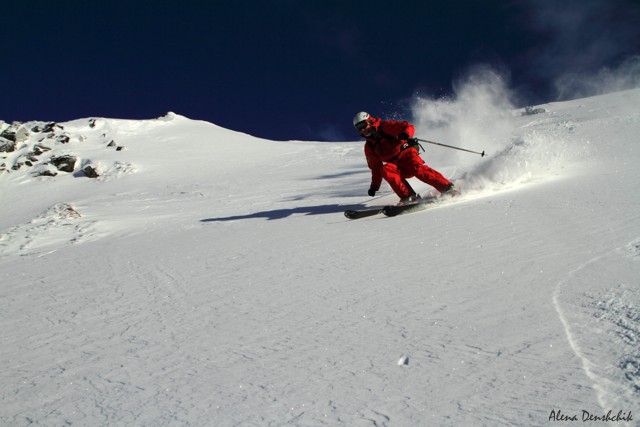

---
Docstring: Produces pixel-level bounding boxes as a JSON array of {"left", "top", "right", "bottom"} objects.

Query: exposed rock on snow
[
  {"left": 51, "top": 202, "right": 82, "bottom": 219},
  {"left": 83, "top": 164, "right": 100, "bottom": 178},
  {"left": 50, "top": 155, "right": 77, "bottom": 173},
  {"left": 0, "top": 139, "right": 16, "bottom": 153},
  {"left": 0, "top": 118, "right": 130, "bottom": 178},
  {"left": 521, "top": 106, "right": 547, "bottom": 115}
]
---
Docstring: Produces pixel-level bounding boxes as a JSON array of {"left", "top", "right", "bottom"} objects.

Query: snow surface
[{"left": 1, "top": 89, "right": 639, "bottom": 426}]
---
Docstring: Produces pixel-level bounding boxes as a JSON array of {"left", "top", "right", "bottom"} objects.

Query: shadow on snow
[{"left": 201, "top": 203, "right": 365, "bottom": 222}]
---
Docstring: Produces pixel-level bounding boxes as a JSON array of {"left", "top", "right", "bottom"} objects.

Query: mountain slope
[{"left": 1, "top": 90, "right": 639, "bottom": 426}]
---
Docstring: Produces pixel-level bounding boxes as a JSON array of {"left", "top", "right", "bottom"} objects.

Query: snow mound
[{"left": 0, "top": 203, "right": 100, "bottom": 257}]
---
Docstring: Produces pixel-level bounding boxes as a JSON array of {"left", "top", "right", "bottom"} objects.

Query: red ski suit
[{"left": 364, "top": 118, "right": 451, "bottom": 198}]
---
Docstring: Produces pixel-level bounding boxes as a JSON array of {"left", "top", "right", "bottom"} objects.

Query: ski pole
[{"left": 415, "top": 138, "right": 486, "bottom": 157}]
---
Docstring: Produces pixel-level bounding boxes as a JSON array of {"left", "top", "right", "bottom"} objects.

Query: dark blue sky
[{"left": 3, "top": 0, "right": 639, "bottom": 141}]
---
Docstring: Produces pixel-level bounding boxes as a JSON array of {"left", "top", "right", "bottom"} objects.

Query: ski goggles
[{"left": 355, "top": 121, "right": 369, "bottom": 131}]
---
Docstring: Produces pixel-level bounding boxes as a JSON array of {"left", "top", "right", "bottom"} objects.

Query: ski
[
  {"left": 382, "top": 197, "right": 437, "bottom": 217},
  {"left": 344, "top": 207, "right": 383, "bottom": 220},
  {"left": 344, "top": 196, "right": 440, "bottom": 219}
]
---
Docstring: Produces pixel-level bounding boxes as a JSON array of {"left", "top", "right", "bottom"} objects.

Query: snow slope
[{"left": 1, "top": 89, "right": 639, "bottom": 426}]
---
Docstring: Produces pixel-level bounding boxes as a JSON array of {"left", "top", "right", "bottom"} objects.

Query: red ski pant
[{"left": 381, "top": 149, "right": 451, "bottom": 197}]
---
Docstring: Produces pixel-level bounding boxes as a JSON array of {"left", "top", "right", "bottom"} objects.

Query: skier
[{"left": 353, "top": 111, "right": 458, "bottom": 204}]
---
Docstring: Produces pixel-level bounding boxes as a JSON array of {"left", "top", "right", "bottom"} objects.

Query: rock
[
  {"left": 0, "top": 129, "right": 16, "bottom": 142},
  {"left": 83, "top": 165, "right": 99, "bottom": 178},
  {"left": 33, "top": 144, "right": 52, "bottom": 155},
  {"left": 53, "top": 203, "right": 81, "bottom": 219},
  {"left": 522, "top": 106, "right": 546, "bottom": 116},
  {"left": 50, "top": 155, "right": 77, "bottom": 173},
  {"left": 42, "top": 122, "right": 58, "bottom": 133},
  {"left": 0, "top": 138, "right": 16, "bottom": 152},
  {"left": 35, "top": 169, "right": 58, "bottom": 177}
]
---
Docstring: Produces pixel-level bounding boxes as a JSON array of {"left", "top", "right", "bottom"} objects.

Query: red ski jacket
[{"left": 364, "top": 118, "right": 415, "bottom": 190}]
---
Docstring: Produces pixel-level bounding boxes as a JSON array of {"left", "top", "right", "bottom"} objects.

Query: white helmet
[{"left": 353, "top": 111, "right": 370, "bottom": 127}]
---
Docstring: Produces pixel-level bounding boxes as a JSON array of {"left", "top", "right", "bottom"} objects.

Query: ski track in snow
[
  {"left": 2, "top": 90, "right": 640, "bottom": 425},
  {"left": 553, "top": 240, "right": 640, "bottom": 412}
]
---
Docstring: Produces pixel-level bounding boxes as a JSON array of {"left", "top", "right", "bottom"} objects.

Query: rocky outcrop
[{"left": 0, "top": 118, "right": 127, "bottom": 178}]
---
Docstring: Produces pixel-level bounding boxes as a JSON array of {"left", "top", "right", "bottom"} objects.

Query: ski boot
[
  {"left": 398, "top": 193, "right": 422, "bottom": 205},
  {"left": 441, "top": 183, "right": 460, "bottom": 197}
]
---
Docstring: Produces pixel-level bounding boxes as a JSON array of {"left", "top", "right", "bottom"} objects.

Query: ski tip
[
  {"left": 344, "top": 208, "right": 384, "bottom": 219},
  {"left": 481, "top": 150, "right": 486, "bottom": 157}
]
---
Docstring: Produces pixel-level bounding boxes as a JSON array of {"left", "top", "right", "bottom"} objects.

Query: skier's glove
[
  {"left": 368, "top": 187, "right": 377, "bottom": 197},
  {"left": 398, "top": 132, "right": 410, "bottom": 141}
]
